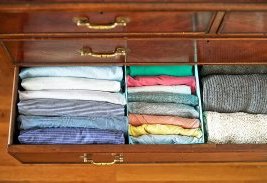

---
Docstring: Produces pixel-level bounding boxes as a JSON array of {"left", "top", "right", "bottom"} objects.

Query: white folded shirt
[
  {"left": 127, "top": 85, "right": 191, "bottom": 94},
  {"left": 19, "top": 90, "right": 126, "bottom": 105},
  {"left": 21, "top": 77, "right": 121, "bottom": 92}
]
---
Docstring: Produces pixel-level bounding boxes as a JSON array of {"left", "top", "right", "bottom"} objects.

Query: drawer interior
[{"left": 8, "top": 64, "right": 267, "bottom": 163}]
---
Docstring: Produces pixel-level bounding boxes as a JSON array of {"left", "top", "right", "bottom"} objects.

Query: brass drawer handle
[
  {"left": 80, "top": 153, "right": 123, "bottom": 165},
  {"left": 79, "top": 47, "right": 126, "bottom": 58},
  {"left": 73, "top": 17, "right": 128, "bottom": 30}
]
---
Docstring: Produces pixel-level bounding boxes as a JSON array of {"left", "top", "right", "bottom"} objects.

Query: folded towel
[
  {"left": 202, "top": 74, "right": 267, "bottom": 114},
  {"left": 128, "top": 102, "right": 199, "bottom": 118},
  {"left": 19, "top": 66, "right": 123, "bottom": 81},
  {"left": 201, "top": 65, "right": 267, "bottom": 76},
  {"left": 21, "top": 77, "right": 121, "bottom": 92},
  {"left": 128, "top": 92, "right": 198, "bottom": 106},
  {"left": 128, "top": 85, "right": 191, "bottom": 94},
  {"left": 18, "top": 127, "right": 125, "bottom": 144},
  {"left": 129, "top": 114, "right": 200, "bottom": 129},
  {"left": 205, "top": 111, "right": 267, "bottom": 144},
  {"left": 18, "top": 99, "right": 125, "bottom": 117},
  {"left": 128, "top": 65, "right": 193, "bottom": 77},
  {"left": 18, "top": 115, "right": 128, "bottom": 133},
  {"left": 19, "top": 90, "right": 126, "bottom": 105},
  {"left": 129, "top": 124, "right": 202, "bottom": 138},
  {"left": 129, "top": 134, "right": 203, "bottom": 144},
  {"left": 127, "top": 76, "right": 196, "bottom": 92}
]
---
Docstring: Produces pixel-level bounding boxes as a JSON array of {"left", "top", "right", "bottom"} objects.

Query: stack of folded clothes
[
  {"left": 127, "top": 65, "right": 203, "bottom": 144},
  {"left": 17, "top": 66, "right": 127, "bottom": 144},
  {"left": 201, "top": 65, "right": 267, "bottom": 144}
]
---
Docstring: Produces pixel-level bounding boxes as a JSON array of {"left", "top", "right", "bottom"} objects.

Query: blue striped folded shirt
[
  {"left": 18, "top": 99, "right": 125, "bottom": 117},
  {"left": 18, "top": 115, "right": 128, "bottom": 134},
  {"left": 18, "top": 128, "right": 125, "bottom": 144}
]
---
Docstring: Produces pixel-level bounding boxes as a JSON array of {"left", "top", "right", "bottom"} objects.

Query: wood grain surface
[{"left": 0, "top": 51, "right": 267, "bottom": 182}]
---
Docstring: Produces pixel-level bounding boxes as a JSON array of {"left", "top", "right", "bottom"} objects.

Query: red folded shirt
[{"left": 127, "top": 75, "right": 196, "bottom": 92}]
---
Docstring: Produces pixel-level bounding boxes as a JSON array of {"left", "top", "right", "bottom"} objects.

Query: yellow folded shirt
[{"left": 129, "top": 124, "right": 202, "bottom": 138}]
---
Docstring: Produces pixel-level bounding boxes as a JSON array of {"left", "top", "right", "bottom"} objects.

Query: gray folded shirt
[
  {"left": 18, "top": 99, "right": 125, "bottom": 117},
  {"left": 18, "top": 115, "right": 128, "bottom": 134},
  {"left": 128, "top": 102, "right": 199, "bottom": 118},
  {"left": 128, "top": 92, "right": 198, "bottom": 106}
]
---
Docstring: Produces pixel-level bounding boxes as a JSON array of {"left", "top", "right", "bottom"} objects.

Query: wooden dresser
[{"left": 1, "top": 0, "right": 267, "bottom": 164}]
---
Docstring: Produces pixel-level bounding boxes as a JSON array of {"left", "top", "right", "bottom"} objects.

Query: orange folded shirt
[{"left": 129, "top": 114, "right": 200, "bottom": 129}]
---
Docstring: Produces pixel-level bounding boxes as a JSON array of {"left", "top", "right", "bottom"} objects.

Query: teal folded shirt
[
  {"left": 129, "top": 134, "right": 203, "bottom": 144},
  {"left": 18, "top": 115, "right": 128, "bottom": 134},
  {"left": 128, "top": 65, "right": 193, "bottom": 77},
  {"left": 128, "top": 92, "right": 199, "bottom": 106}
]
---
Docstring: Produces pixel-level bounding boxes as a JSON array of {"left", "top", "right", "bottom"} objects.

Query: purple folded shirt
[{"left": 18, "top": 127, "right": 125, "bottom": 144}]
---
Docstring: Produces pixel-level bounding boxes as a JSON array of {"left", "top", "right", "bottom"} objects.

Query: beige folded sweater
[{"left": 205, "top": 111, "right": 267, "bottom": 144}]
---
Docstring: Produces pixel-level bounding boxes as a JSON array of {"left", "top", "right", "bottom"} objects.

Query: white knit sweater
[{"left": 205, "top": 111, "right": 267, "bottom": 144}]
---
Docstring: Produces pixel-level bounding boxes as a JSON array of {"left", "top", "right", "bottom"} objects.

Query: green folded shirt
[{"left": 128, "top": 65, "right": 193, "bottom": 77}]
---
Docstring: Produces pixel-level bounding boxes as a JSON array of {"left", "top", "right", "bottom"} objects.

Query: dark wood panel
[
  {"left": 4, "top": 39, "right": 126, "bottom": 64},
  {"left": 208, "top": 11, "right": 225, "bottom": 34},
  {"left": 1, "top": 3, "right": 267, "bottom": 13},
  {"left": 1, "top": 0, "right": 267, "bottom": 3},
  {"left": 127, "top": 39, "right": 194, "bottom": 63},
  {"left": 220, "top": 12, "right": 267, "bottom": 34},
  {"left": 198, "top": 40, "right": 267, "bottom": 64},
  {"left": 0, "top": 12, "right": 214, "bottom": 34}
]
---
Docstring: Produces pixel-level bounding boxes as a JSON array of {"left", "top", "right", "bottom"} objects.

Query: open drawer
[{"left": 8, "top": 65, "right": 267, "bottom": 164}]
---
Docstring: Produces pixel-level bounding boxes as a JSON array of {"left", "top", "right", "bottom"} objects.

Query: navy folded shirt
[{"left": 18, "top": 127, "right": 125, "bottom": 144}]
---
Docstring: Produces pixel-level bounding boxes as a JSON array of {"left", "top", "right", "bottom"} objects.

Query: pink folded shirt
[{"left": 127, "top": 75, "right": 196, "bottom": 92}]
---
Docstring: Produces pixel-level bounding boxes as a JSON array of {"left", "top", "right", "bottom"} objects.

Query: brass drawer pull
[
  {"left": 80, "top": 153, "right": 123, "bottom": 165},
  {"left": 73, "top": 17, "right": 128, "bottom": 30},
  {"left": 79, "top": 47, "right": 126, "bottom": 58}
]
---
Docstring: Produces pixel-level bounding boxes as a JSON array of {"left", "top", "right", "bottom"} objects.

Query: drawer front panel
[
  {"left": 220, "top": 12, "right": 267, "bottom": 34},
  {"left": 198, "top": 40, "right": 267, "bottom": 64},
  {"left": 10, "top": 152, "right": 267, "bottom": 164},
  {"left": 0, "top": 12, "right": 214, "bottom": 34},
  {"left": 8, "top": 145, "right": 267, "bottom": 163},
  {"left": 127, "top": 39, "right": 195, "bottom": 63},
  {"left": 4, "top": 39, "right": 126, "bottom": 65}
]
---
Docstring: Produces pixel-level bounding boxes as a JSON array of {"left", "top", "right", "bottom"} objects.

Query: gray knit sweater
[
  {"left": 201, "top": 65, "right": 267, "bottom": 76},
  {"left": 202, "top": 74, "right": 267, "bottom": 114}
]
